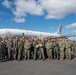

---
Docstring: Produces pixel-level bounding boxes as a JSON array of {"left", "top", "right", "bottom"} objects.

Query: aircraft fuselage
[{"left": 0, "top": 29, "right": 61, "bottom": 38}]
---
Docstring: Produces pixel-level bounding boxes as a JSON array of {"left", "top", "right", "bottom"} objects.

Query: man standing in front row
[
  {"left": 65, "top": 39, "right": 71, "bottom": 60},
  {"left": 59, "top": 38, "right": 65, "bottom": 60},
  {"left": 7, "top": 38, "right": 13, "bottom": 60},
  {"left": 33, "top": 38, "right": 39, "bottom": 60},
  {"left": 13, "top": 37, "right": 19, "bottom": 60},
  {"left": 18, "top": 38, "right": 24, "bottom": 61},
  {"left": 24, "top": 39, "right": 31, "bottom": 60},
  {"left": 52, "top": 38, "right": 59, "bottom": 59},
  {"left": 38, "top": 38, "right": 45, "bottom": 60},
  {"left": 45, "top": 39, "right": 53, "bottom": 60}
]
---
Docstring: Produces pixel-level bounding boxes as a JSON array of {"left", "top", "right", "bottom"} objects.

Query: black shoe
[{"left": 18, "top": 59, "right": 21, "bottom": 61}]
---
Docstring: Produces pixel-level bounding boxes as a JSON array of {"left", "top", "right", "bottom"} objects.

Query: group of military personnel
[{"left": 0, "top": 36, "right": 76, "bottom": 62}]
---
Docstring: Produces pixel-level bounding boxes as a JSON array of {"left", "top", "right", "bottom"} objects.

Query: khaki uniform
[
  {"left": 24, "top": 42, "right": 31, "bottom": 60},
  {"left": 38, "top": 40, "right": 45, "bottom": 59}
]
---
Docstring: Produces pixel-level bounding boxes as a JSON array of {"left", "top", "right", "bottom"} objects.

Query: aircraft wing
[
  {"left": 61, "top": 34, "right": 76, "bottom": 37},
  {"left": 50, "top": 33, "right": 76, "bottom": 38}
]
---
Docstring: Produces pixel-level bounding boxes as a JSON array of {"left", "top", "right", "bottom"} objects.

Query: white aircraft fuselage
[{"left": 0, "top": 24, "right": 62, "bottom": 38}]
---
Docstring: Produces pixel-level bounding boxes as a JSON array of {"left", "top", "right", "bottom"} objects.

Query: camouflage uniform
[
  {"left": 45, "top": 39, "right": 52, "bottom": 59},
  {"left": 18, "top": 38, "right": 24, "bottom": 61},
  {"left": 65, "top": 40, "right": 71, "bottom": 60},
  {"left": 7, "top": 39, "right": 13, "bottom": 60},
  {"left": 4, "top": 39, "right": 7, "bottom": 58},
  {"left": 59, "top": 40, "right": 65, "bottom": 60},
  {"left": 73, "top": 41, "right": 76, "bottom": 55},
  {"left": 13, "top": 38, "right": 19, "bottom": 60}
]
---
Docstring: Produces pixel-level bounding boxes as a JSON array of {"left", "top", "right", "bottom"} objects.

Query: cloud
[
  {"left": 2, "top": 0, "right": 12, "bottom": 8},
  {"left": 71, "top": 30, "right": 76, "bottom": 33},
  {"left": 39, "top": 0, "right": 76, "bottom": 19},
  {"left": 13, "top": 17, "right": 25, "bottom": 23},
  {"left": 66, "top": 22, "right": 76, "bottom": 29},
  {"left": 2, "top": 0, "right": 76, "bottom": 23},
  {"left": 12, "top": 0, "right": 44, "bottom": 23}
]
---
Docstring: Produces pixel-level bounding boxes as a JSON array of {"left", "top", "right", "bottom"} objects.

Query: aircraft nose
[
  {"left": 0, "top": 31, "right": 2, "bottom": 35},
  {"left": 0, "top": 30, "right": 6, "bottom": 38},
  {"left": 0, "top": 32, "right": 1, "bottom": 34}
]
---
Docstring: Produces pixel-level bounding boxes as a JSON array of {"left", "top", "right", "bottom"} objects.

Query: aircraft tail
[{"left": 55, "top": 22, "right": 62, "bottom": 34}]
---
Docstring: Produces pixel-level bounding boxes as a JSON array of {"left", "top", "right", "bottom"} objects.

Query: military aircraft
[
  {"left": 1, "top": 23, "right": 76, "bottom": 38},
  {"left": 0, "top": 23, "right": 63, "bottom": 38}
]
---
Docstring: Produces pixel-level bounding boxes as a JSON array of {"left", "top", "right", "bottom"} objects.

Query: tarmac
[{"left": 0, "top": 58, "right": 76, "bottom": 75}]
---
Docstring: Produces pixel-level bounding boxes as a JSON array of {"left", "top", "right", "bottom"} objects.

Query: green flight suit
[
  {"left": 33, "top": 41, "right": 38, "bottom": 60},
  {"left": 52, "top": 41, "right": 59, "bottom": 59}
]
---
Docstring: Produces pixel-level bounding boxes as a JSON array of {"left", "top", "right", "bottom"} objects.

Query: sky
[{"left": 0, "top": 0, "right": 76, "bottom": 38}]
